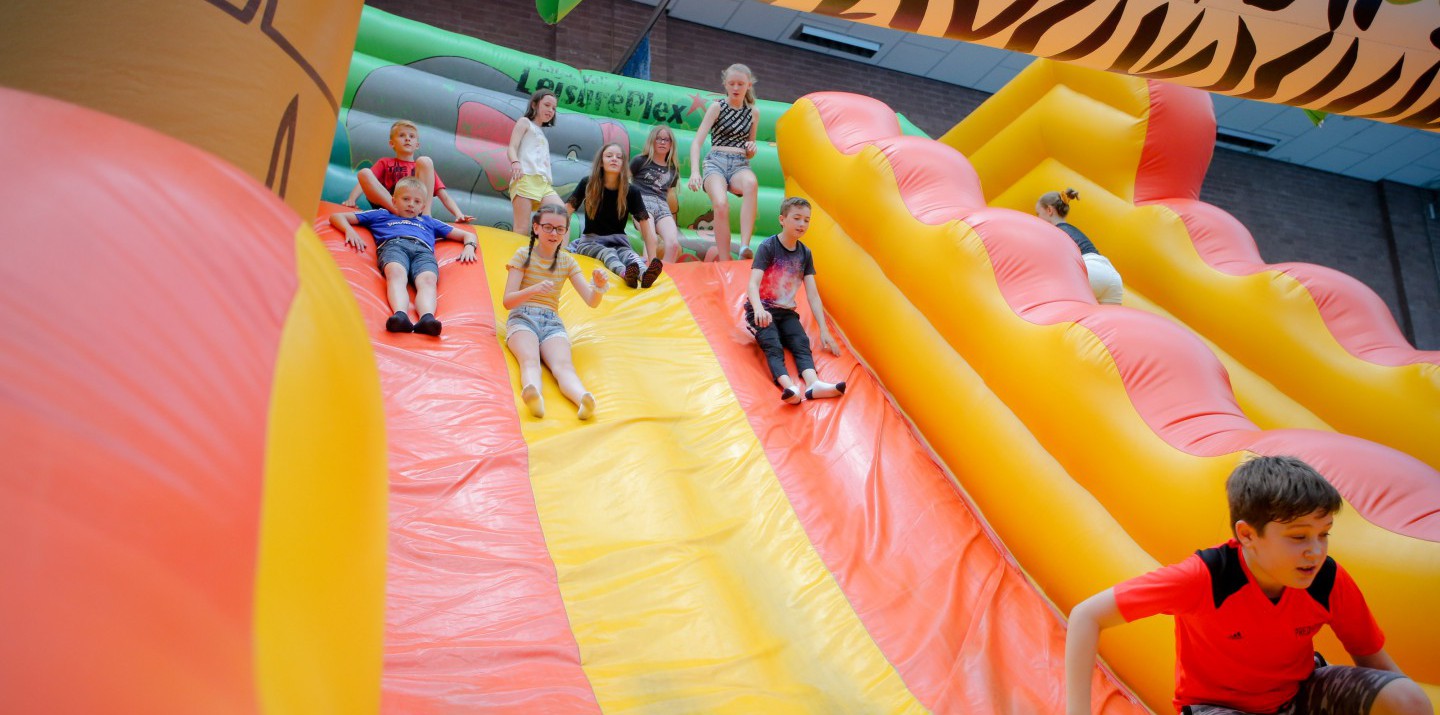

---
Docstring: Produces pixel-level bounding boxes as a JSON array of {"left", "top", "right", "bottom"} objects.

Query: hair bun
[{"left": 1063, "top": 188, "right": 1080, "bottom": 202}]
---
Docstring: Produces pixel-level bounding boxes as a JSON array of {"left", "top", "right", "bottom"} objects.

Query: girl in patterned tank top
[{"left": 687, "top": 64, "right": 760, "bottom": 262}]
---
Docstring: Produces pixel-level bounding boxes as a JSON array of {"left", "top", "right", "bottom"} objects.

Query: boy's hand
[
  {"left": 459, "top": 244, "right": 477, "bottom": 263},
  {"left": 752, "top": 305, "right": 772, "bottom": 328},
  {"left": 592, "top": 268, "right": 609, "bottom": 292},
  {"left": 343, "top": 230, "right": 366, "bottom": 253},
  {"left": 454, "top": 213, "right": 474, "bottom": 223},
  {"left": 341, "top": 198, "right": 359, "bottom": 208},
  {"left": 820, "top": 332, "right": 840, "bottom": 356}
]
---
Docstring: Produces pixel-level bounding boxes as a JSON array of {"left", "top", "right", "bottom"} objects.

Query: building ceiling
[{"left": 635, "top": 0, "right": 1440, "bottom": 189}]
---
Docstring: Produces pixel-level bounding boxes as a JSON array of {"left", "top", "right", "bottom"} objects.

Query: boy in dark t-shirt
[
  {"left": 744, "top": 197, "right": 846, "bottom": 404},
  {"left": 1064, "top": 456, "right": 1430, "bottom": 715}
]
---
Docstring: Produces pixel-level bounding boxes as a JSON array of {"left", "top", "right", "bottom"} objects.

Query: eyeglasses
[
  {"left": 655, "top": 136, "right": 672, "bottom": 143},
  {"left": 536, "top": 223, "right": 567, "bottom": 234}
]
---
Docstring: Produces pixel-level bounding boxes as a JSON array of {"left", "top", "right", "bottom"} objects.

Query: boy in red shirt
[
  {"left": 343, "top": 119, "right": 473, "bottom": 223},
  {"left": 1065, "top": 456, "right": 1430, "bottom": 715}
]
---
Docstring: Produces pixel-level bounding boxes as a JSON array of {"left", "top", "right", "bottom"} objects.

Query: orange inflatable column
[
  {"left": 0, "top": 88, "right": 386, "bottom": 714},
  {"left": 0, "top": 0, "right": 362, "bottom": 217}
]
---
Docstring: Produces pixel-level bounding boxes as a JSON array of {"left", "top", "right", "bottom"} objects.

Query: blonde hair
[
  {"left": 640, "top": 125, "right": 679, "bottom": 178},
  {"left": 389, "top": 119, "right": 419, "bottom": 139},
  {"left": 1038, "top": 187, "right": 1080, "bottom": 218},
  {"left": 584, "top": 143, "right": 632, "bottom": 223},
  {"left": 393, "top": 176, "right": 427, "bottom": 195},
  {"left": 722, "top": 64, "right": 757, "bottom": 107}
]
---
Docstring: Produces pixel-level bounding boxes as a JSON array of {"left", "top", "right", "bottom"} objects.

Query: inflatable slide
[
  {"left": 777, "top": 90, "right": 1440, "bottom": 711},
  {"left": 311, "top": 206, "right": 1145, "bottom": 714}
]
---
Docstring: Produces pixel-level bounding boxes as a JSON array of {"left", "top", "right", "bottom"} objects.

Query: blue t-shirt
[{"left": 353, "top": 210, "right": 452, "bottom": 250}]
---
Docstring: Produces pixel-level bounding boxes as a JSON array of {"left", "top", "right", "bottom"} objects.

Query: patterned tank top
[{"left": 710, "top": 101, "right": 752, "bottom": 150}]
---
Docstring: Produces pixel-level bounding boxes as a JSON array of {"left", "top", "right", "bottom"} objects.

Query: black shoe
[
  {"left": 640, "top": 258, "right": 664, "bottom": 288},
  {"left": 414, "top": 313, "right": 443, "bottom": 336},
  {"left": 623, "top": 262, "right": 640, "bottom": 289},
  {"left": 385, "top": 312, "right": 414, "bottom": 333}
]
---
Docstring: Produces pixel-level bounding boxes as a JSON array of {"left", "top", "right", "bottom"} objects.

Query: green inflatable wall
[{"left": 326, "top": 7, "right": 927, "bottom": 259}]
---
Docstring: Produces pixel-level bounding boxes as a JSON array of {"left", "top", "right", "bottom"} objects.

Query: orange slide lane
[
  {"left": 314, "top": 205, "right": 600, "bottom": 714},
  {"left": 670, "top": 263, "right": 1144, "bottom": 714}
]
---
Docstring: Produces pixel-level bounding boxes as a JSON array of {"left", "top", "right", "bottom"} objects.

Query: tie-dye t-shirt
[{"left": 751, "top": 234, "right": 815, "bottom": 310}]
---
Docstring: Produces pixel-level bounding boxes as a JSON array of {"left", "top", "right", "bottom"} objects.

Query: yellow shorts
[{"left": 509, "top": 173, "right": 556, "bottom": 202}]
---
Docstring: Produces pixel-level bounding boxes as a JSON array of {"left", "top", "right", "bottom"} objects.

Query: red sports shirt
[
  {"left": 371, "top": 156, "right": 445, "bottom": 193},
  {"left": 1114, "top": 540, "right": 1384, "bottom": 714}
]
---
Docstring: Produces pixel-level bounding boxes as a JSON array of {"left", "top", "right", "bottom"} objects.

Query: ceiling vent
[
  {"left": 1216, "top": 126, "right": 1279, "bottom": 153},
  {"left": 791, "top": 24, "right": 881, "bottom": 59}
]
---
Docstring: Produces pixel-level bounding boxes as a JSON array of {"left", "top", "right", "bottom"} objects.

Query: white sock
[
  {"left": 577, "top": 392, "right": 596, "bottom": 420},
  {"left": 522, "top": 384, "right": 545, "bottom": 418},
  {"left": 780, "top": 385, "right": 803, "bottom": 405},
  {"left": 805, "top": 381, "right": 846, "bottom": 400}
]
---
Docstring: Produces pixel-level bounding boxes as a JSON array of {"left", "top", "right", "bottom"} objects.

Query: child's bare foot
[
  {"left": 623, "top": 262, "right": 641, "bottom": 289},
  {"left": 780, "top": 385, "right": 802, "bottom": 405},
  {"left": 805, "top": 381, "right": 846, "bottom": 400},
  {"left": 740, "top": 245, "right": 753, "bottom": 260},
  {"left": 414, "top": 313, "right": 442, "bottom": 336},
  {"left": 522, "top": 384, "right": 545, "bottom": 418},
  {"left": 640, "top": 258, "right": 663, "bottom": 288},
  {"left": 386, "top": 311, "right": 414, "bottom": 333},
  {"left": 577, "top": 392, "right": 596, "bottom": 420}
]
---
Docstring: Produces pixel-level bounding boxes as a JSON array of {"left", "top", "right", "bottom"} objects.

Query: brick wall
[{"left": 364, "top": 0, "right": 1439, "bottom": 348}]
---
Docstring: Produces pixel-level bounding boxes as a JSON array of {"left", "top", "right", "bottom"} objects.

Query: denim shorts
[
  {"left": 506, "top": 304, "right": 569, "bottom": 344},
  {"left": 377, "top": 237, "right": 438, "bottom": 282},
  {"left": 702, "top": 150, "right": 751, "bottom": 185},
  {"left": 640, "top": 192, "right": 673, "bottom": 222}
]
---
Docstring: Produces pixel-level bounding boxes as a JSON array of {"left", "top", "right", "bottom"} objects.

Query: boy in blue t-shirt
[
  {"left": 330, "top": 177, "right": 477, "bottom": 336},
  {"left": 744, "top": 197, "right": 846, "bottom": 404}
]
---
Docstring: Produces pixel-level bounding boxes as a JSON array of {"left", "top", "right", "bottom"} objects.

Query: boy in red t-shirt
[
  {"left": 1064, "top": 455, "right": 1430, "bottom": 715},
  {"left": 343, "top": 119, "right": 473, "bottom": 223}
]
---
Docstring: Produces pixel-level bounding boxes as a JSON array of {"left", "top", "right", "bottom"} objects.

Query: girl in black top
[{"left": 567, "top": 143, "right": 662, "bottom": 288}]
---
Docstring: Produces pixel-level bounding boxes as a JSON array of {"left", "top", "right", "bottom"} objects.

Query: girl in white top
[
  {"left": 687, "top": 64, "right": 761, "bottom": 262},
  {"left": 508, "top": 89, "right": 565, "bottom": 237}
]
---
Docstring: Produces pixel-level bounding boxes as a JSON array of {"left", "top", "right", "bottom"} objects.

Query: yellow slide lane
[{"left": 478, "top": 235, "right": 925, "bottom": 714}]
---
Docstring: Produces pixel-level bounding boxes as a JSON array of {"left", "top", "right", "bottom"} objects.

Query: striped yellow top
[{"left": 507, "top": 246, "right": 580, "bottom": 312}]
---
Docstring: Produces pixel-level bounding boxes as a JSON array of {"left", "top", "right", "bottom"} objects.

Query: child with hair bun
[{"left": 1036, "top": 188, "right": 1124, "bottom": 305}]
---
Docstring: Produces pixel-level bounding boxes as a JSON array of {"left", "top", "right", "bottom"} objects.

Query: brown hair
[
  {"left": 1037, "top": 187, "right": 1081, "bottom": 218},
  {"left": 1226, "top": 455, "right": 1342, "bottom": 536},
  {"left": 524, "top": 89, "right": 557, "bottom": 127},
  {"left": 583, "top": 143, "right": 631, "bottom": 223},
  {"left": 780, "top": 196, "right": 810, "bottom": 216},
  {"left": 523, "top": 204, "right": 569, "bottom": 271}
]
